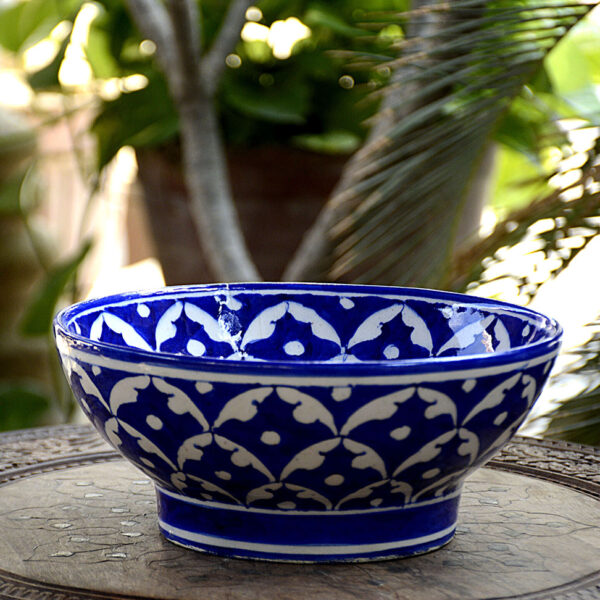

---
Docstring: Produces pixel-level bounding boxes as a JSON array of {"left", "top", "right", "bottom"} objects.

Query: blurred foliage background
[{"left": 0, "top": 0, "right": 599, "bottom": 445}]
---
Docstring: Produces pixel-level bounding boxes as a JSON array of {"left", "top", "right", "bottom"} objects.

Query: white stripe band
[
  {"left": 63, "top": 346, "right": 557, "bottom": 386},
  {"left": 158, "top": 521, "right": 457, "bottom": 556}
]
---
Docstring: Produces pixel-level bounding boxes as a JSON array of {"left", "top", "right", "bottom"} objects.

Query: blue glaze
[
  {"left": 156, "top": 486, "right": 460, "bottom": 562},
  {"left": 54, "top": 283, "right": 561, "bottom": 562}
]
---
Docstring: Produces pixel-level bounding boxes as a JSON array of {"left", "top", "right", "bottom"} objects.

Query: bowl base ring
[{"left": 155, "top": 487, "right": 461, "bottom": 563}]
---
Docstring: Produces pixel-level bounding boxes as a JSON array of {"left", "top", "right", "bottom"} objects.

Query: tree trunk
[{"left": 126, "top": 0, "right": 259, "bottom": 282}]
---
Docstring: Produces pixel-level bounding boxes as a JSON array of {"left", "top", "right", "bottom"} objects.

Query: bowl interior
[{"left": 59, "top": 285, "right": 558, "bottom": 363}]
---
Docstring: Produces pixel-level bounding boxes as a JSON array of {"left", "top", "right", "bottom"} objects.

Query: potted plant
[
  {"left": 1, "top": 0, "right": 401, "bottom": 282},
  {"left": 1, "top": 0, "right": 599, "bottom": 440}
]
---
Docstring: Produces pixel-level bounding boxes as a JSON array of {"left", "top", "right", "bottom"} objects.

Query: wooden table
[{"left": 0, "top": 425, "right": 599, "bottom": 600}]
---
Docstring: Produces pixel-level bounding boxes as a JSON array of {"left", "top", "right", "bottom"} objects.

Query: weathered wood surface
[{"left": 0, "top": 426, "right": 598, "bottom": 600}]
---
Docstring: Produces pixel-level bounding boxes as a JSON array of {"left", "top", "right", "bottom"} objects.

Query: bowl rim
[{"left": 53, "top": 282, "right": 562, "bottom": 376}]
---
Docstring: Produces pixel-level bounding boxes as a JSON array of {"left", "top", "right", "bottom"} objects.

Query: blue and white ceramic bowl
[{"left": 54, "top": 283, "right": 561, "bottom": 562}]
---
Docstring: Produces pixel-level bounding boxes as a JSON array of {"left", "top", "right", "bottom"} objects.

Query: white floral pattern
[
  {"left": 71, "top": 287, "right": 552, "bottom": 363},
  {"left": 61, "top": 359, "right": 549, "bottom": 511},
  {"left": 55, "top": 284, "right": 561, "bottom": 560}
]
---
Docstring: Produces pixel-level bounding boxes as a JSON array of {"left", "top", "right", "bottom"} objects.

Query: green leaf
[
  {"left": 546, "top": 19, "right": 600, "bottom": 95},
  {"left": 304, "top": 5, "right": 366, "bottom": 38},
  {"left": 85, "top": 20, "right": 121, "bottom": 79},
  {"left": 0, "top": 0, "right": 82, "bottom": 52},
  {"left": 0, "top": 175, "right": 21, "bottom": 215},
  {"left": 529, "top": 65, "right": 554, "bottom": 95},
  {"left": 538, "top": 316, "right": 600, "bottom": 447},
  {"left": 20, "top": 240, "right": 92, "bottom": 337},
  {"left": 242, "top": 40, "right": 273, "bottom": 63},
  {"left": 494, "top": 91, "right": 559, "bottom": 160},
  {"left": 293, "top": 130, "right": 361, "bottom": 154},
  {"left": 91, "top": 75, "right": 178, "bottom": 169},
  {"left": 0, "top": 382, "right": 51, "bottom": 432},
  {"left": 0, "top": 168, "right": 40, "bottom": 216},
  {"left": 84, "top": 2, "right": 144, "bottom": 77},
  {"left": 295, "top": 0, "right": 594, "bottom": 287},
  {"left": 491, "top": 146, "right": 548, "bottom": 216},
  {"left": 544, "top": 388, "right": 600, "bottom": 447},
  {"left": 495, "top": 112, "right": 541, "bottom": 161},
  {"left": 223, "top": 77, "right": 310, "bottom": 124},
  {"left": 561, "top": 87, "right": 600, "bottom": 125},
  {"left": 0, "top": 0, "right": 57, "bottom": 52},
  {"left": 449, "top": 143, "right": 600, "bottom": 295}
]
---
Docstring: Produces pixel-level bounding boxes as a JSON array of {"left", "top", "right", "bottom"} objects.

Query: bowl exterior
[{"left": 55, "top": 328, "right": 557, "bottom": 561}]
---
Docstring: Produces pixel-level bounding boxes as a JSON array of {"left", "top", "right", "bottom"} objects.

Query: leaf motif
[
  {"left": 412, "top": 466, "right": 469, "bottom": 502},
  {"left": 417, "top": 387, "right": 457, "bottom": 426},
  {"left": 171, "top": 472, "right": 187, "bottom": 490},
  {"left": 214, "top": 434, "right": 275, "bottom": 482},
  {"left": 213, "top": 387, "right": 273, "bottom": 428},
  {"left": 177, "top": 432, "right": 213, "bottom": 470},
  {"left": 480, "top": 412, "right": 527, "bottom": 460},
  {"left": 155, "top": 301, "right": 183, "bottom": 350},
  {"left": 105, "top": 313, "right": 153, "bottom": 351},
  {"left": 152, "top": 377, "right": 210, "bottom": 432},
  {"left": 390, "top": 480, "right": 413, "bottom": 502},
  {"left": 521, "top": 374, "right": 537, "bottom": 406},
  {"left": 286, "top": 483, "right": 332, "bottom": 510},
  {"left": 401, "top": 305, "right": 433, "bottom": 354},
  {"left": 108, "top": 375, "right": 151, "bottom": 414},
  {"left": 89, "top": 314, "right": 104, "bottom": 341},
  {"left": 493, "top": 318, "right": 511, "bottom": 352},
  {"left": 463, "top": 373, "right": 522, "bottom": 425},
  {"left": 392, "top": 430, "right": 457, "bottom": 478},
  {"left": 246, "top": 482, "right": 282, "bottom": 505},
  {"left": 118, "top": 420, "right": 178, "bottom": 470},
  {"left": 457, "top": 428, "right": 479, "bottom": 465},
  {"left": 280, "top": 438, "right": 341, "bottom": 480},
  {"left": 287, "top": 302, "right": 341, "bottom": 346},
  {"left": 91, "top": 313, "right": 153, "bottom": 351},
  {"left": 326, "top": 353, "right": 362, "bottom": 364},
  {"left": 186, "top": 473, "right": 243, "bottom": 505},
  {"left": 348, "top": 304, "right": 403, "bottom": 348},
  {"left": 343, "top": 438, "right": 387, "bottom": 479},
  {"left": 71, "top": 363, "right": 110, "bottom": 413},
  {"left": 240, "top": 302, "right": 288, "bottom": 349},
  {"left": 437, "top": 314, "right": 494, "bottom": 356},
  {"left": 336, "top": 479, "right": 389, "bottom": 509},
  {"left": 276, "top": 387, "right": 337, "bottom": 435},
  {"left": 104, "top": 417, "right": 122, "bottom": 449},
  {"left": 184, "top": 302, "right": 236, "bottom": 348},
  {"left": 340, "top": 387, "right": 415, "bottom": 436},
  {"left": 247, "top": 483, "right": 333, "bottom": 510}
]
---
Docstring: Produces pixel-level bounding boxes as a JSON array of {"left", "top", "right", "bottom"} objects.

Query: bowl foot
[{"left": 155, "top": 486, "right": 461, "bottom": 562}]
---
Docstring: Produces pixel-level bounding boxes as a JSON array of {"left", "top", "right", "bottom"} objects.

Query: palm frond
[
  {"left": 286, "top": 0, "right": 595, "bottom": 286},
  {"left": 529, "top": 316, "right": 600, "bottom": 446},
  {"left": 448, "top": 135, "right": 600, "bottom": 298},
  {"left": 544, "top": 389, "right": 600, "bottom": 445}
]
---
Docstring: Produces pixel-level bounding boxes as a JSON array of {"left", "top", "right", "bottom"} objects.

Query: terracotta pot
[{"left": 135, "top": 146, "right": 347, "bottom": 284}]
